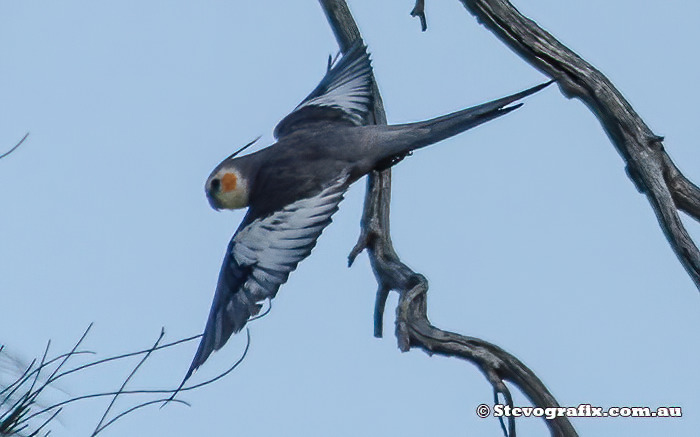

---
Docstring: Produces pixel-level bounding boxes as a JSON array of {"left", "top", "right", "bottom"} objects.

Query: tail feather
[{"left": 379, "top": 80, "right": 553, "bottom": 159}]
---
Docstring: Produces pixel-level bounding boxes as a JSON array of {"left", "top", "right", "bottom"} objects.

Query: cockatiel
[{"left": 186, "top": 43, "right": 549, "bottom": 380}]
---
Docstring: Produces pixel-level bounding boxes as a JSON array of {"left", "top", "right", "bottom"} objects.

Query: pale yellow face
[{"left": 206, "top": 168, "right": 249, "bottom": 210}]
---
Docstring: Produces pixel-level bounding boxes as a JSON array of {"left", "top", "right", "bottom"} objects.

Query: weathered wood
[
  {"left": 319, "top": 1, "right": 577, "bottom": 436},
  {"left": 444, "top": 0, "right": 700, "bottom": 288}
]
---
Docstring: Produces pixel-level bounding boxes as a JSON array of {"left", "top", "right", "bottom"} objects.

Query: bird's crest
[{"left": 224, "top": 136, "right": 261, "bottom": 161}]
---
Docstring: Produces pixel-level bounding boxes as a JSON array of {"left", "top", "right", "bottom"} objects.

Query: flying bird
[{"left": 186, "top": 43, "right": 549, "bottom": 380}]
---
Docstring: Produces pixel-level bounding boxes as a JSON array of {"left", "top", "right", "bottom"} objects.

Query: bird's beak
[
  {"left": 204, "top": 171, "right": 247, "bottom": 211},
  {"left": 206, "top": 186, "right": 222, "bottom": 211}
]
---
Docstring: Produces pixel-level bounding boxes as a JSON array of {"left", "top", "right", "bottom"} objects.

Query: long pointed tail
[{"left": 379, "top": 80, "right": 552, "bottom": 159}]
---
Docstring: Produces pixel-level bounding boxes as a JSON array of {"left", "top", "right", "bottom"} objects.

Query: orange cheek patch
[{"left": 221, "top": 173, "right": 238, "bottom": 192}]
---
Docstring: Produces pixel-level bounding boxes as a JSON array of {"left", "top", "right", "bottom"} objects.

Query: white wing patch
[
  {"left": 274, "top": 43, "right": 373, "bottom": 138},
  {"left": 295, "top": 51, "right": 372, "bottom": 126},
  {"left": 231, "top": 173, "right": 350, "bottom": 303}
]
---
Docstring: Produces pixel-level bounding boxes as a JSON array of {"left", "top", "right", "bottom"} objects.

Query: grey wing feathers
[
  {"left": 274, "top": 42, "right": 373, "bottom": 138},
  {"left": 185, "top": 174, "right": 350, "bottom": 380}
]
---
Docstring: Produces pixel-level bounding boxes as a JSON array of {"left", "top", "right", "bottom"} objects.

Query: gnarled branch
[
  {"left": 428, "top": 0, "right": 700, "bottom": 288},
  {"left": 319, "top": 1, "right": 577, "bottom": 436}
]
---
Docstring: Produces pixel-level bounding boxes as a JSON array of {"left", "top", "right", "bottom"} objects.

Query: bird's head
[
  {"left": 205, "top": 138, "right": 260, "bottom": 211},
  {"left": 205, "top": 164, "right": 249, "bottom": 211}
]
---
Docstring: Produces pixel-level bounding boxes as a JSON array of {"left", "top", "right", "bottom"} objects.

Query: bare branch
[
  {"left": 318, "top": 1, "right": 577, "bottom": 436},
  {"left": 444, "top": 0, "right": 700, "bottom": 288},
  {"left": 47, "top": 334, "right": 200, "bottom": 385},
  {"left": 4, "top": 328, "right": 248, "bottom": 436},
  {"left": 410, "top": 0, "right": 427, "bottom": 32},
  {"left": 664, "top": 155, "right": 700, "bottom": 220},
  {"left": 91, "top": 398, "right": 188, "bottom": 437},
  {"left": 0, "top": 133, "right": 29, "bottom": 160},
  {"left": 92, "top": 329, "right": 165, "bottom": 435}
]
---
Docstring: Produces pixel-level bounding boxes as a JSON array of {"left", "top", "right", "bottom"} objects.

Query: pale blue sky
[{"left": 1, "top": 1, "right": 699, "bottom": 436}]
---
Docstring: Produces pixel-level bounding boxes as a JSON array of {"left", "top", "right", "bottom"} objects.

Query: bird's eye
[{"left": 211, "top": 178, "right": 221, "bottom": 192}]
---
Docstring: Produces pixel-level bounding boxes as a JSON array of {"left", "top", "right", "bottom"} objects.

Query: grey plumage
[{"left": 185, "top": 42, "right": 550, "bottom": 381}]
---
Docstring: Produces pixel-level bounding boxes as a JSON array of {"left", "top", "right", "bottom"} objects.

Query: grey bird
[{"left": 186, "top": 43, "right": 549, "bottom": 380}]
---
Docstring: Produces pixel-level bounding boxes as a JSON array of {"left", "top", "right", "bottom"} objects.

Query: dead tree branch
[
  {"left": 319, "top": 1, "right": 577, "bottom": 436},
  {"left": 410, "top": 0, "right": 427, "bottom": 32},
  {"left": 407, "top": 0, "right": 700, "bottom": 288}
]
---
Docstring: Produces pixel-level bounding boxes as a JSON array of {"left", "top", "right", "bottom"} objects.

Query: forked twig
[{"left": 410, "top": 0, "right": 427, "bottom": 32}]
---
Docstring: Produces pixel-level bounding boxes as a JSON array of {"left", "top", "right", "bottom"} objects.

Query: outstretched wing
[
  {"left": 273, "top": 42, "right": 373, "bottom": 139},
  {"left": 185, "top": 173, "right": 350, "bottom": 380}
]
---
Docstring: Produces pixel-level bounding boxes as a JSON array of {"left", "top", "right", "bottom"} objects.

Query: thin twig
[
  {"left": 27, "top": 408, "right": 61, "bottom": 437},
  {"left": 3, "top": 322, "right": 244, "bottom": 436},
  {"left": 92, "top": 399, "right": 188, "bottom": 436},
  {"left": 1, "top": 358, "right": 37, "bottom": 405},
  {"left": 0, "top": 351, "right": 95, "bottom": 401},
  {"left": 19, "top": 329, "right": 250, "bottom": 425},
  {"left": 92, "top": 329, "right": 165, "bottom": 434},
  {"left": 48, "top": 334, "right": 201, "bottom": 386},
  {"left": 0, "top": 132, "right": 29, "bottom": 160}
]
